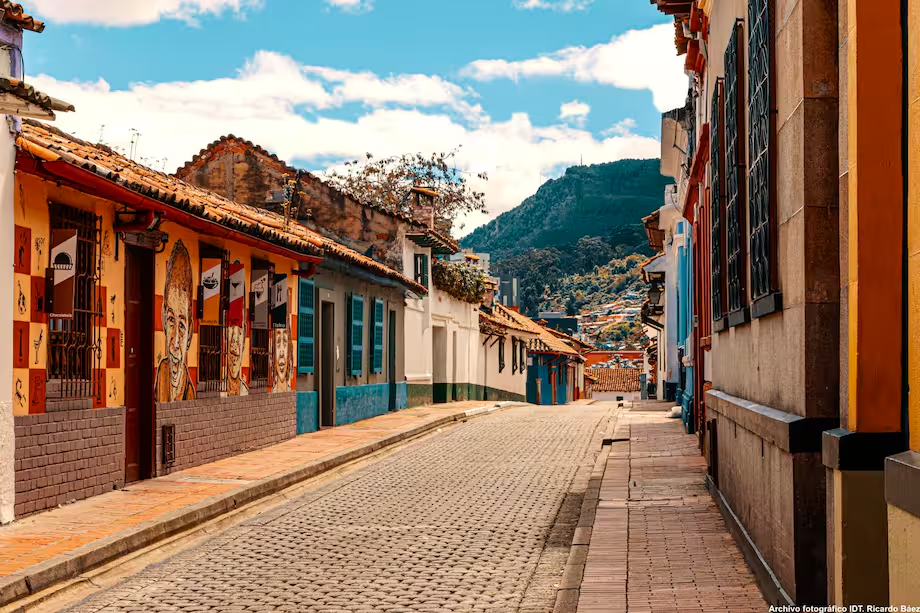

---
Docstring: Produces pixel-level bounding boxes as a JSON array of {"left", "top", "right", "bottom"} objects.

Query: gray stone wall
[
  {"left": 154, "top": 392, "right": 296, "bottom": 476},
  {"left": 13, "top": 406, "right": 125, "bottom": 518}
]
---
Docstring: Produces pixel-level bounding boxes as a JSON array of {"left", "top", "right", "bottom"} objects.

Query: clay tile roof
[
  {"left": 176, "top": 136, "right": 428, "bottom": 228},
  {"left": 491, "top": 304, "right": 578, "bottom": 356},
  {"left": 480, "top": 307, "right": 530, "bottom": 334},
  {"left": 591, "top": 368, "right": 641, "bottom": 393},
  {"left": 18, "top": 121, "right": 427, "bottom": 295},
  {"left": 1, "top": 2, "right": 44, "bottom": 32},
  {"left": 0, "top": 77, "right": 74, "bottom": 117}
]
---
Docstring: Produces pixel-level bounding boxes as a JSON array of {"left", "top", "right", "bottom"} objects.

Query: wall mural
[
  {"left": 272, "top": 327, "right": 292, "bottom": 393},
  {"left": 227, "top": 260, "right": 248, "bottom": 397},
  {"left": 156, "top": 240, "right": 196, "bottom": 402}
]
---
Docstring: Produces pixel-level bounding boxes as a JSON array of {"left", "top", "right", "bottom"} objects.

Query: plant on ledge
[{"left": 432, "top": 259, "right": 489, "bottom": 304}]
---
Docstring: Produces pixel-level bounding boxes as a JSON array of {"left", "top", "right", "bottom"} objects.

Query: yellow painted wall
[
  {"left": 11, "top": 171, "right": 301, "bottom": 414},
  {"left": 888, "top": 504, "right": 920, "bottom": 604},
  {"left": 12, "top": 173, "right": 126, "bottom": 414},
  {"left": 154, "top": 222, "right": 298, "bottom": 401}
]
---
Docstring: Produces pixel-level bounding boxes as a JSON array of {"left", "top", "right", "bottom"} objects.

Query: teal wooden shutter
[
  {"left": 349, "top": 294, "right": 364, "bottom": 376},
  {"left": 414, "top": 254, "right": 429, "bottom": 288},
  {"left": 373, "top": 298, "right": 384, "bottom": 374},
  {"left": 297, "top": 277, "right": 314, "bottom": 374}
]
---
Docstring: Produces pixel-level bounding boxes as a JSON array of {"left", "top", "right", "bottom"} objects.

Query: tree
[{"left": 325, "top": 147, "right": 488, "bottom": 233}]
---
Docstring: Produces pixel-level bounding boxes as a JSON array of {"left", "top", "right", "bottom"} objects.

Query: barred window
[
  {"left": 498, "top": 338, "right": 505, "bottom": 373},
  {"left": 748, "top": 0, "right": 779, "bottom": 313},
  {"left": 47, "top": 203, "right": 102, "bottom": 402},
  {"left": 724, "top": 22, "right": 749, "bottom": 322},
  {"left": 197, "top": 245, "right": 228, "bottom": 393},
  {"left": 249, "top": 259, "right": 272, "bottom": 390},
  {"left": 710, "top": 78, "right": 726, "bottom": 325}
]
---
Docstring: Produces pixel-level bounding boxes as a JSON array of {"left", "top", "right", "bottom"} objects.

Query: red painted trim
[{"left": 689, "top": 2, "right": 702, "bottom": 32}]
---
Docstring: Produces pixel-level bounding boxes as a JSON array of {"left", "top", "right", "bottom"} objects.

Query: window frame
[
  {"left": 498, "top": 337, "right": 505, "bottom": 373},
  {"left": 297, "top": 276, "right": 315, "bottom": 375},
  {"left": 248, "top": 258, "right": 272, "bottom": 391},
  {"left": 196, "top": 244, "right": 229, "bottom": 394},
  {"left": 347, "top": 293, "right": 365, "bottom": 377},
  {"left": 711, "top": 78, "right": 728, "bottom": 330},
  {"left": 46, "top": 202, "right": 103, "bottom": 404},
  {"left": 414, "top": 253, "right": 429, "bottom": 288},
  {"left": 371, "top": 298, "right": 385, "bottom": 374}
]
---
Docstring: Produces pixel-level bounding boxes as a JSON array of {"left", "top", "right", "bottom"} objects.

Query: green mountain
[
  {"left": 461, "top": 159, "right": 671, "bottom": 317},
  {"left": 461, "top": 158, "right": 671, "bottom": 261}
]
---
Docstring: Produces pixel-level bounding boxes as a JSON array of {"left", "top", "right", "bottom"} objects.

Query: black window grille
[
  {"left": 724, "top": 22, "right": 747, "bottom": 315},
  {"left": 250, "top": 328, "right": 270, "bottom": 390},
  {"left": 197, "top": 247, "right": 228, "bottom": 393},
  {"left": 711, "top": 78, "right": 726, "bottom": 323},
  {"left": 748, "top": 0, "right": 774, "bottom": 302},
  {"left": 498, "top": 338, "right": 505, "bottom": 373},
  {"left": 48, "top": 203, "right": 102, "bottom": 401}
]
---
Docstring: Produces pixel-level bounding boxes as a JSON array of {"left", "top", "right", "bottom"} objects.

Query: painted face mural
[
  {"left": 156, "top": 240, "right": 196, "bottom": 402},
  {"left": 227, "top": 323, "right": 248, "bottom": 396},
  {"left": 272, "top": 327, "right": 291, "bottom": 393}
]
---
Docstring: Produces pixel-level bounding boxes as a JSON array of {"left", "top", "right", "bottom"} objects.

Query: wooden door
[
  {"left": 388, "top": 310, "right": 397, "bottom": 411},
  {"left": 124, "top": 245, "right": 154, "bottom": 483}
]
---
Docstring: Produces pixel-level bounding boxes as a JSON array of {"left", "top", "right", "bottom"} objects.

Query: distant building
[
  {"left": 496, "top": 274, "right": 519, "bottom": 308},
  {"left": 449, "top": 249, "right": 490, "bottom": 273},
  {"left": 538, "top": 312, "right": 579, "bottom": 337}
]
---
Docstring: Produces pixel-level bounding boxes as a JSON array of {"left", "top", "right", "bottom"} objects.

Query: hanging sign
[
  {"left": 271, "top": 273, "right": 288, "bottom": 329},
  {"left": 200, "top": 258, "right": 223, "bottom": 325},
  {"left": 50, "top": 229, "right": 77, "bottom": 319},
  {"left": 251, "top": 266, "right": 270, "bottom": 330},
  {"left": 228, "top": 260, "right": 246, "bottom": 328}
]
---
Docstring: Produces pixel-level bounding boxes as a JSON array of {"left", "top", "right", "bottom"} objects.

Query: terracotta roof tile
[
  {"left": 18, "top": 121, "right": 427, "bottom": 295},
  {"left": 2, "top": 2, "right": 44, "bottom": 32},
  {"left": 591, "top": 368, "right": 641, "bottom": 393},
  {"left": 0, "top": 77, "right": 74, "bottom": 116},
  {"left": 491, "top": 304, "right": 578, "bottom": 356}
]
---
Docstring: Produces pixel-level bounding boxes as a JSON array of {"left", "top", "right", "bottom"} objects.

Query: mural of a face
[
  {"left": 227, "top": 323, "right": 248, "bottom": 396},
  {"left": 272, "top": 328, "right": 291, "bottom": 392},
  {"left": 156, "top": 240, "right": 195, "bottom": 402}
]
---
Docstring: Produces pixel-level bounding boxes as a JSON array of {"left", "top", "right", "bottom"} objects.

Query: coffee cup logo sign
[
  {"left": 271, "top": 274, "right": 288, "bottom": 329},
  {"left": 228, "top": 261, "right": 246, "bottom": 328},
  {"left": 50, "top": 229, "right": 77, "bottom": 318},
  {"left": 251, "top": 268, "right": 269, "bottom": 330},
  {"left": 200, "top": 258, "right": 222, "bottom": 326}
]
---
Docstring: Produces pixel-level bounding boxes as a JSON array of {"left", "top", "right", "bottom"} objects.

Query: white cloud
[
  {"left": 31, "top": 53, "right": 660, "bottom": 236},
  {"left": 461, "top": 23, "right": 688, "bottom": 112},
  {"left": 24, "top": 0, "right": 261, "bottom": 26},
  {"left": 513, "top": 0, "right": 594, "bottom": 11},
  {"left": 559, "top": 100, "right": 590, "bottom": 126},
  {"left": 323, "top": 0, "right": 373, "bottom": 12},
  {"left": 602, "top": 118, "right": 636, "bottom": 137}
]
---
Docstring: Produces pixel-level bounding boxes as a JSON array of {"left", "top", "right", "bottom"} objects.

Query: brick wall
[
  {"left": 155, "top": 392, "right": 296, "bottom": 476},
  {"left": 14, "top": 407, "right": 125, "bottom": 518}
]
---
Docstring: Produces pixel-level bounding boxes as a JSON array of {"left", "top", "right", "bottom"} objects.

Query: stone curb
[
  {"left": 0, "top": 402, "right": 506, "bottom": 608},
  {"left": 552, "top": 416, "right": 615, "bottom": 613}
]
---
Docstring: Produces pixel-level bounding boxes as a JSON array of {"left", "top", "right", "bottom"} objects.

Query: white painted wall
[
  {"left": 430, "top": 286, "right": 481, "bottom": 388},
  {"left": 0, "top": 25, "right": 23, "bottom": 524},
  {"left": 403, "top": 237, "right": 432, "bottom": 386},
  {"left": 479, "top": 332, "right": 531, "bottom": 398}
]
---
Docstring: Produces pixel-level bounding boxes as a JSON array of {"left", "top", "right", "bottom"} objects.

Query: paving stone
[{"left": 65, "top": 404, "right": 607, "bottom": 613}]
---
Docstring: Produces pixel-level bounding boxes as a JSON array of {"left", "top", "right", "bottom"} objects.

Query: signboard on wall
[
  {"left": 271, "top": 273, "right": 288, "bottom": 329},
  {"left": 200, "top": 258, "right": 223, "bottom": 326},
  {"left": 228, "top": 260, "right": 246, "bottom": 327},
  {"left": 50, "top": 229, "right": 77, "bottom": 319},
  {"left": 251, "top": 266, "right": 270, "bottom": 330}
]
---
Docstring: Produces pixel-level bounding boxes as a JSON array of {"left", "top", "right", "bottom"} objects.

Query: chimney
[{"left": 411, "top": 186, "right": 436, "bottom": 229}]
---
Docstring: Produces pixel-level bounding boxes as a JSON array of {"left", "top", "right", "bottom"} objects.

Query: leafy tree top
[{"left": 325, "top": 147, "right": 487, "bottom": 234}]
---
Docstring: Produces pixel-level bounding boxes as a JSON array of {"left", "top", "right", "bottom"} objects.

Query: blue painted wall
[
  {"left": 395, "top": 381, "right": 408, "bottom": 410},
  {"left": 676, "top": 224, "right": 695, "bottom": 432},
  {"left": 555, "top": 364, "right": 567, "bottom": 405},
  {"left": 336, "top": 383, "right": 390, "bottom": 426},
  {"left": 527, "top": 356, "right": 569, "bottom": 406},
  {"left": 296, "top": 392, "right": 319, "bottom": 435}
]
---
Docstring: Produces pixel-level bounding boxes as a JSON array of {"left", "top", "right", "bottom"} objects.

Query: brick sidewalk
[
  {"left": 0, "top": 400, "right": 494, "bottom": 595},
  {"left": 575, "top": 402, "right": 767, "bottom": 613}
]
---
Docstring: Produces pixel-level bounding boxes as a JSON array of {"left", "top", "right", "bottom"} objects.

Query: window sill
[
  {"left": 713, "top": 317, "right": 727, "bottom": 333},
  {"left": 727, "top": 307, "right": 750, "bottom": 328},
  {"left": 752, "top": 292, "right": 783, "bottom": 319}
]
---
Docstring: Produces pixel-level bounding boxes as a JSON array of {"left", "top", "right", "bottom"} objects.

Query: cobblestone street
[{"left": 63, "top": 403, "right": 610, "bottom": 613}]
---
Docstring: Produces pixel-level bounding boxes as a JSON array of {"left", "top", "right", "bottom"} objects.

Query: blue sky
[{"left": 24, "top": 0, "right": 686, "bottom": 234}]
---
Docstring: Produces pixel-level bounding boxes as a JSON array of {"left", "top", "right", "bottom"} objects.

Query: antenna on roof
[{"left": 98, "top": 124, "right": 105, "bottom": 144}]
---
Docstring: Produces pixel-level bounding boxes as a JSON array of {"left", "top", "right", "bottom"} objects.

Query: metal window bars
[
  {"left": 724, "top": 22, "right": 747, "bottom": 315},
  {"left": 47, "top": 203, "right": 102, "bottom": 402},
  {"left": 711, "top": 78, "right": 726, "bottom": 323}
]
